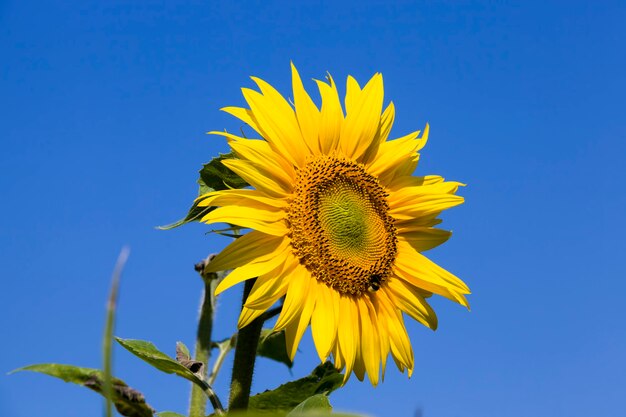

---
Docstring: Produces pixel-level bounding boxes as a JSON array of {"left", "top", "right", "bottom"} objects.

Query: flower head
[{"left": 198, "top": 64, "right": 470, "bottom": 385}]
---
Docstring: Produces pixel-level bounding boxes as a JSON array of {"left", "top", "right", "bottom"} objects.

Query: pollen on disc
[{"left": 288, "top": 155, "right": 397, "bottom": 296}]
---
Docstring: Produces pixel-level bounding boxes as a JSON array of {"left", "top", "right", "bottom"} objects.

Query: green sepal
[
  {"left": 257, "top": 329, "right": 293, "bottom": 369},
  {"left": 158, "top": 152, "right": 248, "bottom": 230},
  {"left": 10, "top": 364, "right": 154, "bottom": 417},
  {"left": 248, "top": 362, "right": 343, "bottom": 414}
]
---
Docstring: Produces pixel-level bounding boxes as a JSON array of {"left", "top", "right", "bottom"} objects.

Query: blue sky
[{"left": 2, "top": 1, "right": 625, "bottom": 416}]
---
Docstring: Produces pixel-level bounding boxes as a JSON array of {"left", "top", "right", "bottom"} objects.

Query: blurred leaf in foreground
[
  {"left": 286, "top": 394, "right": 332, "bottom": 415},
  {"left": 103, "top": 247, "right": 129, "bottom": 417},
  {"left": 11, "top": 364, "right": 154, "bottom": 417}
]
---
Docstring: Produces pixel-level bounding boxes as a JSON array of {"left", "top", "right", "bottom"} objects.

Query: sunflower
[{"left": 197, "top": 63, "right": 470, "bottom": 385}]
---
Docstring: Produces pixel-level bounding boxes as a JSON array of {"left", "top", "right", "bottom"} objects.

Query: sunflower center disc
[{"left": 288, "top": 156, "right": 397, "bottom": 296}]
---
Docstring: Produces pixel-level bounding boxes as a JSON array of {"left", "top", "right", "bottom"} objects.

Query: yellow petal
[
  {"left": 224, "top": 136, "right": 296, "bottom": 186},
  {"left": 353, "top": 346, "right": 366, "bottom": 382},
  {"left": 388, "top": 181, "right": 463, "bottom": 209},
  {"left": 396, "top": 239, "right": 469, "bottom": 293},
  {"left": 332, "top": 343, "right": 344, "bottom": 371},
  {"left": 370, "top": 295, "right": 390, "bottom": 377},
  {"left": 244, "top": 256, "right": 297, "bottom": 310},
  {"left": 215, "top": 239, "right": 290, "bottom": 295},
  {"left": 315, "top": 75, "right": 343, "bottom": 153},
  {"left": 221, "top": 106, "right": 267, "bottom": 137},
  {"left": 385, "top": 174, "right": 445, "bottom": 192},
  {"left": 221, "top": 159, "right": 290, "bottom": 198},
  {"left": 389, "top": 194, "right": 464, "bottom": 220},
  {"left": 358, "top": 297, "right": 380, "bottom": 386},
  {"left": 339, "top": 73, "right": 384, "bottom": 160},
  {"left": 386, "top": 277, "right": 438, "bottom": 330},
  {"left": 274, "top": 264, "right": 312, "bottom": 330},
  {"left": 376, "top": 102, "right": 395, "bottom": 145},
  {"left": 394, "top": 240, "right": 470, "bottom": 307},
  {"left": 361, "top": 101, "right": 395, "bottom": 165},
  {"left": 397, "top": 229, "right": 452, "bottom": 252},
  {"left": 206, "top": 130, "right": 258, "bottom": 143},
  {"left": 344, "top": 75, "right": 361, "bottom": 115},
  {"left": 310, "top": 281, "right": 338, "bottom": 362},
  {"left": 376, "top": 124, "right": 428, "bottom": 182},
  {"left": 205, "top": 232, "right": 284, "bottom": 272},
  {"left": 238, "top": 306, "right": 267, "bottom": 328},
  {"left": 367, "top": 130, "right": 420, "bottom": 178},
  {"left": 251, "top": 75, "right": 310, "bottom": 158},
  {"left": 377, "top": 290, "right": 413, "bottom": 373},
  {"left": 416, "top": 122, "right": 429, "bottom": 152},
  {"left": 395, "top": 214, "right": 444, "bottom": 230},
  {"left": 283, "top": 279, "right": 316, "bottom": 361},
  {"left": 291, "top": 63, "right": 321, "bottom": 155},
  {"left": 337, "top": 295, "right": 358, "bottom": 382},
  {"left": 201, "top": 205, "right": 287, "bottom": 236},
  {"left": 197, "top": 189, "right": 287, "bottom": 210},
  {"left": 242, "top": 87, "right": 306, "bottom": 168},
  {"left": 239, "top": 267, "right": 293, "bottom": 327}
]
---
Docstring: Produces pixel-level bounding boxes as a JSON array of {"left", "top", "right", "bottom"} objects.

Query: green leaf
[
  {"left": 157, "top": 413, "right": 186, "bottom": 417},
  {"left": 117, "top": 338, "right": 225, "bottom": 413},
  {"left": 257, "top": 330, "right": 293, "bottom": 369},
  {"left": 11, "top": 364, "right": 154, "bottom": 417},
  {"left": 287, "top": 394, "right": 332, "bottom": 416},
  {"left": 157, "top": 197, "right": 213, "bottom": 230},
  {"left": 198, "top": 151, "right": 249, "bottom": 192},
  {"left": 227, "top": 412, "right": 362, "bottom": 417},
  {"left": 158, "top": 152, "right": 249, "bottom": 230},
  {"left": 115, "top": 337, "right": 207, "bottom": 391},
  {"left": 249, "top": 362, "right": 343, "bottom": 414},
  {"left": 227, "top": 411, "right": 363, "bottom": 417}
]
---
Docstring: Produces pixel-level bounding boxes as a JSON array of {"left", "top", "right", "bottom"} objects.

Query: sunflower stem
[
  {"left": 228, "top": 278, "right": 264, "bottom": 411},
  {"left": 189, "top": 257, "right": 218, "bottom": 417},
  {"left": 260, "top": 305, "right": 282, "bottom": 322}
]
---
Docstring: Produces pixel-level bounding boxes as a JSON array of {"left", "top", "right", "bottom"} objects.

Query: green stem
[
  {"left": 103, "top": 248, "right": 129, "bottom": 417},
  {"left": 189, "top": 259, "right": 218, "bottom": 417},
  {"left": 200, "top": 380, "right": 225, "bottom": 415},
  {"left": 228, "top": 279, "right": 264, "bottom": 411},
  {"left": 208, "top": 335, "right": 236, "bottom": 386}
]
